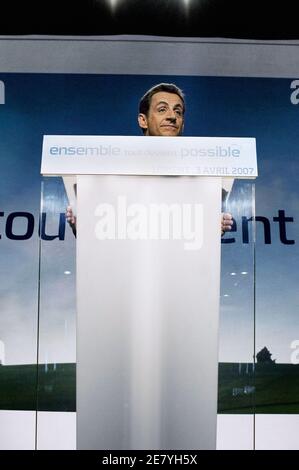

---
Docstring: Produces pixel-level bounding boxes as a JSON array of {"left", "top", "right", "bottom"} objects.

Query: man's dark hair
[{"left": 139, "top": 83, "right": 185, "bottom": 117}]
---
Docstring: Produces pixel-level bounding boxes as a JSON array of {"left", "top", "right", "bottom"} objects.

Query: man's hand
[
  {"left": 221, "top": 212, "right": 233, "bottom": 236},
  {"left": 66, "top": 205, "right": 77, "bottom": 237}
]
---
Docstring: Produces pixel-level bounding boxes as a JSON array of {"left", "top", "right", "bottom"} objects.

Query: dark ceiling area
[{"left": 1, "top": 0, "right": 299, "bottom": 39}]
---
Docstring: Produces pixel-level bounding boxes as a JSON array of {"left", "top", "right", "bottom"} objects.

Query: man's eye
[
  {"left": 175, "top": 109, "right": 182, "bottom": 116},
  {"left": 158, "top": 107, "right": 166, "bottom": 112}
]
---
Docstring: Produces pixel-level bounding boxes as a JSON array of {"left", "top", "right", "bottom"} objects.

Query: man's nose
[{"left": 166, "top": 109, "right": 176, "bottom": 120}]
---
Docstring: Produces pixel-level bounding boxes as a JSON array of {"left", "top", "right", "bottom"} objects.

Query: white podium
[{"left": 41, "top": 135, "right": 257, "bottom": 450}]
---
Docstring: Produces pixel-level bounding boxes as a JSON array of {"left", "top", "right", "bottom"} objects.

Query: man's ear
[{"left": 138, "top": 113, "right": 148, "bottom": 132}]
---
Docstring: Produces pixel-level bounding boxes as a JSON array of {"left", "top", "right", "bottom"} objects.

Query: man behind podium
[
  {"left": 137, "top": 83, "right": 185, "bottom": 137},
  {"left": 66, "top": 82, "right": 232, "bottom": 235}
]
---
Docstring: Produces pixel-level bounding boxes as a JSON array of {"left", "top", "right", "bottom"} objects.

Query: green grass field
[
  {"left": 0, "top": 363, "right": 75, "bottom": 411},
  {"left": 218, "top": 362, "right": 299, "bottom": 413},
  {"left": 1, "top": 362, "right": 299, "bottom": 413}
]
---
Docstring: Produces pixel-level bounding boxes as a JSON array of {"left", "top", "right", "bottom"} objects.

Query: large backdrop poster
[{"left": 0, "top": 72, "right": 299, "bottom": 447}]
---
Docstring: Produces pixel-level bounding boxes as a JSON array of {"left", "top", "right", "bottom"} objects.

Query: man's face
[{"left": 138, "top": 91, "right": 184, "bottom": 136}]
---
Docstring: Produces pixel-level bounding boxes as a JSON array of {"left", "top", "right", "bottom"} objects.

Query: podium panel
[
  {"left": 37, "top": 177, "right": 255, "bottom": 450},
  {"left": 37, "top": 178, "right": 76, "bottom": 414},
  {"left": 76, "top": 175, "right": 221, "bottom": 449},
  {"left": 218, "top": 183, "right": 256, "bottom": 418}
]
